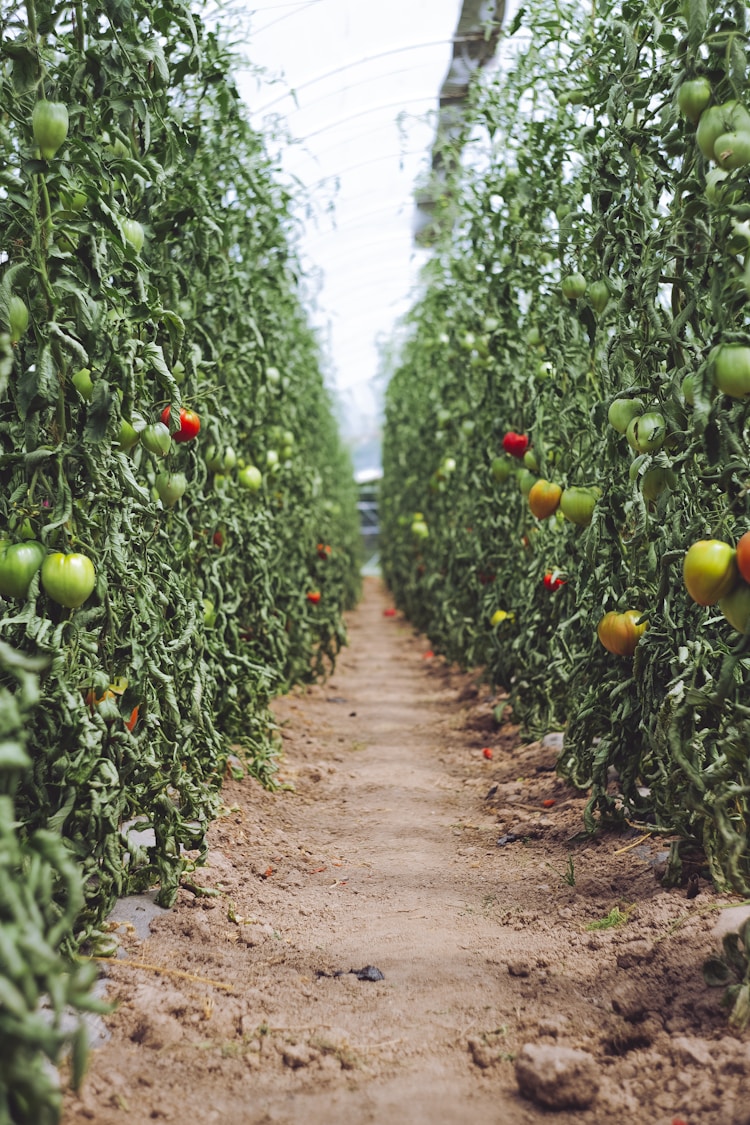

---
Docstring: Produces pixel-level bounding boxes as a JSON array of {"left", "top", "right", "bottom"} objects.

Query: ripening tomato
[
  {"left": 683, "top": 539, "right": 738, "bottom": 605},
  {"left": 597, "top": 610, "right": 648, "bottom": 656},
  {"left": 161, "top": 405, "right": 200, "bottom": 443},
  {"left": 528, "top": 479, "right": 563, "bottom": 519},
  {"left": 306, "top": 591, "right": 321, "bottom": 604},
  {"left": 41, "top": 552, "right": 96, "bottom": 609}
]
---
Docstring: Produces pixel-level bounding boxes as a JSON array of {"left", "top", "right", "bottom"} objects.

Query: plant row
[
  {"left": 381, "top": 0, "right": 750, "bottom": 897},
  {"left": 0, "top": 1, "right": 360, "bottom": 1118}
]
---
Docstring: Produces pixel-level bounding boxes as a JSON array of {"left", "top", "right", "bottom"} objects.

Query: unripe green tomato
[
  {"left": 172, "top": 360, "right": 186, "bottom": 385},
  {"left": 677, "top": 78, "right": 712, "bottom": 123},
  {"left": 266, "top": 366, "right": 281, "bottom": 386},
  {"left": 71, "top": 367, "right": 93, "bottom": 401},
  {"left": 714, "top": 130, "right": 750, "bottom": 171},
  {"left": 461, "top": 419, "right": 476, "bottom": 437},
  {"left": 41, "top": 552, "right": 96, "bottom": 609},
  {"left": 561, "top": 272, "right": 587, "bottom": 300},
  {"left": 719, "top": 582, "right": 750, "bottom": 633},
  {"left": 517, "top": 468, "right": 536, "bottom": 497},
  {"left": 203, "top": 598, "right": 217, "bottom": 628},
  {"left": 681, "top": 373, "right": 695, "bottom": 406},
  {"left": 696, "top": 100, "right": 750, "bottom": 160},
  {"left": 0, "top": 541, "right": 46, "bottom": 599},
  {"left": 640, "top": 466, "right": 675, "bottom": 501},
  {"left": 626, "top": 412, "right": 666, "bottom": 453},
  {"left": 525, "top": 326, "right": 541, "bottom": 346},
  {"left": 411, "top": 519, "right": 429, "bottom": 539},
  {"left": 141, "top": 422, "right": 172, "bottom": 457},
  {"left": 712, "top": 344, "right": 750, "bottom": 398},
  {"left": 588, "top": 280, "right": 610, "bottom": 314},
  {"left": 559, "top": 486, "right": 598, "bottom": 526},
  {"left": 155, "top": 471, "right": 187, "bottom": 507},
  {"left": 8, "top": 296, "right": 29, "bottom": 344},
  {"left": 523, "top": 449, "right": 539, "bottom": 472},
  {"left": 607, "top": 397, "right": 644, "bottom": 434},
  {"left": 32, "top": 100, "right": 69, "bottom": 159},
  {"left": 491, "top": 456, "right": 512, "bottom": 484},
  {"left": 238, "top": 465, "right": 262, "bottom": 491},
  {"left": 117, "top": 420, "right": 140, "bottom": 451},
  {"left": 122, "top": 219, "right": 145, "bottom": 252},
  {"left": 266, "top": 449, "right": 279, "bottom": 469}
]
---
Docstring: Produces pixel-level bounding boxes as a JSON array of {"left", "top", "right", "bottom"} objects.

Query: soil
[{"left": 62, "top": 577, "right": 750, "bottom": 1125}]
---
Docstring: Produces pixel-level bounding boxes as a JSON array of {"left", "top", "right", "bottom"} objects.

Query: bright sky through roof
[{"left": 235, "top": 0, "right": 465, "bottom": 465}]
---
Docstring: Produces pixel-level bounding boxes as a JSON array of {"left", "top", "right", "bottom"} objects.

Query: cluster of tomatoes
[{"left": 683, "top": 535, "right": 750, "bottom": 632}]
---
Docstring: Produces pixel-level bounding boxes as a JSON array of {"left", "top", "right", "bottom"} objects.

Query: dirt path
[{"left": 64, "top": 579, "right": 750, "bottom": 1125}]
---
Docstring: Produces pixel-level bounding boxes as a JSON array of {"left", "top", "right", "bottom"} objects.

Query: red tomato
[
  {"left": 160, "top": 405, "right": 201, "bottom": 443},
  {"left": 482, "top": 747, "right": 493, "bottom": 760},
  {"left": 383, "top": 608, "right": 397, "bottom": 617},
  {"left": 502, "top": 431, "right": 529, "bottom": 458},
  {"left": 736, "top": 530, "right": 750, "bottom": 584},
  {"left": 306, "top": 591, "right": 321, "bottom": 604},
  {"left": 541, "top": 799, "right": 556, "bottom": 808}
]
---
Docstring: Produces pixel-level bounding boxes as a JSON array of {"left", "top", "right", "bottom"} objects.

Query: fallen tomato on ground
[{"left": 482, "top": 748, "right": 493, "bottom": 760}]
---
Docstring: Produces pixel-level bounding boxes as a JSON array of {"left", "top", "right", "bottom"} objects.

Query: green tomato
[
  {"left": 172, "top": 360, "right": 186, "bottom": 385},
  {"left": 491, "top": 456, "right": 512, "bottom": 483},
  {"left": 561, "top": 273, "right": 587, "bottom": 300},
  {"left": 41, "top": 552, "right": 96, "bottom": 609},
  {"left": 202, "top": 597, "right": 217, "bottom": 628},
  {"left": 266, "top": 366, "right": 281, "bottom": 386},
  {"left": 719, "top": 582, "right": 750, "bottom": 633},
  {"left": 517, "top": 468, "right": 537, "bottom": 497},
  {"left": 559, "top": 486, "right": 598, "bottom": 526},
  {"left": 681, "top": 373, "right": 695, "bottom": 405},
  {"left": 141, "top": 422, "right": 172, "bottom": 457},
  {"left": 696, "top": 100, "right": 750, "bottom": 160},
  {"left": 155, "top": 472, "right": 187, "bottom": 508},
  {"left": 712, "top": 344, "right": 750, "bottom": 398},
  {"left": 677, "top": 78, "right": 712, "bottom": 123},
  {"left": 587, "top": 280, "right": 610, "bottom": 314},
  {"left": 626, "top": 412, "right": 666, "bottom": 453},
  {"left": 640, "top": 466, "right": 675, "bottom": 501},
  {"left": 238, "top": 465, "right": 263, "bottom": 491},
  {"left": 411, "top": 519, "right": 429, "bottom": 539},
  {"left": 266, "top": 449, "right": 280, "bottom": 470},
  {"left": 523, "top": 449, "right": 539, "bottom": 472},
  {"left": 71, "top": 367, "right": 93, "bottom": 401},
  {"left": 714, "top": 129, "right": 750, "bottom": 170},
  {"left": 0, "top": 541, "right": 46, "bottom": 599},
  {"left": 607, "top": 397, "right": 645, "bottom": 434},
  {"left": 32, "top": 100, "right": 69, "bottom": 159},
  {"left": 117, "top": 420, "right": 140, "bottom": 451},
  {"left": 122, "top": 219, "right": 145, "bottom": 253},
  {"left": 8, "top": 296, "right": 29, "bottom": 344}
]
